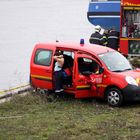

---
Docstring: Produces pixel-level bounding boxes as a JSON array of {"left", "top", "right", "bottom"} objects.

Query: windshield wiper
[
  {"left": 122, "top": 68, "right": 132, "bottom": 71},
  {"left": 112, "top": 70, "right": 124, "bottom": 72},
  {"left": 112, "top": 68, "right": 132, "bottom": 72}
]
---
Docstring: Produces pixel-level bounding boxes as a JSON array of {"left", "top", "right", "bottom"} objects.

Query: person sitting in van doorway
[
  {"left": 53, "top": 50, "right": 64, "bottom": 95},
  {"left": 62, "top": 54, "right": 73, "bottom": 87},
  {"left": 89, "top": 25, "right": 104, "bottom": 45},
  {"left": 107, "top": 27, "right": 120, "bottom": 50}
]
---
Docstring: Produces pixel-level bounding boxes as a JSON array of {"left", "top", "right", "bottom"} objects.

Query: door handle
[{"left": 46, "top": 70, "right": 51, "bottom": 73}]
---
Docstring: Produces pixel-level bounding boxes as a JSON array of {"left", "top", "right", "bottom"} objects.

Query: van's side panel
[{"left": 30, "top": 44, "right": 56, "bottom": 90}]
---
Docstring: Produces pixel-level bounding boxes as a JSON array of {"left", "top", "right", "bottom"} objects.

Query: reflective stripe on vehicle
[
  {"left": 31, "top": 74, "right": 52, "bottom": 81},
  {"left": 77, "top": 85, "right": 91, "bottom": 90},
  {"left": 96, "top": 84, "right": 107, "bottom": 88}
]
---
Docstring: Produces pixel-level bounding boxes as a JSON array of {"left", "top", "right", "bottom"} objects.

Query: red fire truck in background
[
  {"left": 120, "top": 0, "right": 140, "bottom": 56},
  {"left": 87, "top": 0, "right": 140, "bottom": 56}
]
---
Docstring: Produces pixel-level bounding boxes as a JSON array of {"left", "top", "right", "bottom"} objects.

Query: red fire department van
[{"left": 30, "top": 42, "right": 140, "bottom": 107}]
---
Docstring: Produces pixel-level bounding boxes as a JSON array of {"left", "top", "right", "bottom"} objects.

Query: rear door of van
[{"left": 30, "top": 44, "right": 56, "bottom": 90}]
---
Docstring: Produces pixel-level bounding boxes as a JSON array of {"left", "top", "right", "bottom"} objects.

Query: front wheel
[{"left": 106, "top": 88, "right": 123, "bottom": 107}]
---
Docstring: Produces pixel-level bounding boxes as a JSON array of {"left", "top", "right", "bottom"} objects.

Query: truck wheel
[{"left": 106, "top": 88, "right": 123, "bottom": 107}]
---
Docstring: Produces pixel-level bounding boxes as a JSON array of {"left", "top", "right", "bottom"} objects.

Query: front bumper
[{"left": 122, "top": 84, "right": 140, "bottom": 101}]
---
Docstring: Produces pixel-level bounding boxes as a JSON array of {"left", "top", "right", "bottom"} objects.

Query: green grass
[
  {"left": 0, "top": 93, "right": 140, "bottom": 140},
  {"left": 129, "top": 57, "right": 140, "bottom": 68}
]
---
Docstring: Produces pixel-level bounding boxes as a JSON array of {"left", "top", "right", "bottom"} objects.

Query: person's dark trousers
[{"left": 54, "top": 70, "right": 63, "bottom": 92}]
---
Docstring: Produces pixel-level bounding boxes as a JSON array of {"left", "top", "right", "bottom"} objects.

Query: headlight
[{"left": 125, "top": 76, "right": 138, "bottom": 86}]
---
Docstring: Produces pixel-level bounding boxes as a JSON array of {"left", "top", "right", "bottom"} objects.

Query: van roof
[{"left": 35, "top": 42, "right": 114, "bottom": 55}]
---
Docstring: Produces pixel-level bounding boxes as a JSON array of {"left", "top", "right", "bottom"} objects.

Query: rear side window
[{"left": 34, "top": 49, "right": 52, "bottom": 66}]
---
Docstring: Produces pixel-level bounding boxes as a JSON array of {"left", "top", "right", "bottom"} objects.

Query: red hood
[{"left": 119, "top": 68, "right": 140, "bottom": 78}]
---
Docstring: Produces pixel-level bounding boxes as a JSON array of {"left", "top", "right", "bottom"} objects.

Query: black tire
[{"left": 106, "top": 88, "right": 123, "bottom": 107}]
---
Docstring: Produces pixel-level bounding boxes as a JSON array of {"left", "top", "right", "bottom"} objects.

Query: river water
[{"left": 0, "top": 0, "right": 93, "bottom": 91}]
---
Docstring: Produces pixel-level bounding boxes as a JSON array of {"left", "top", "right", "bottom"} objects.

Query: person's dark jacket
[
  {"left": 62, "top": 54, "right": 73, "bottom": 69},
  {"left": 89, "top": 32, "right": 103, "bottom": 45},
  {"left": 107, "top": 30, "right": 120, "bottom": 50}
]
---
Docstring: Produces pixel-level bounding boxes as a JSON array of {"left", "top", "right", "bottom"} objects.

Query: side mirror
[
  {"left": 99, "top": 67, "right": 104, "bottom": 74},
  {"left": 81, "top": 71, "right": 92, "bottom": 76}
]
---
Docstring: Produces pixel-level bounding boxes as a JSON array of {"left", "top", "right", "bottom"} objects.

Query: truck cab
[{"left": 30, "top": 42, "right": 140, "bottom": 106}]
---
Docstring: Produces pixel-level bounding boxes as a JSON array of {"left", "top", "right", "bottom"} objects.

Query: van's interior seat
[{"left": 78, "top": 58, "right": 91, "bottom": 73}]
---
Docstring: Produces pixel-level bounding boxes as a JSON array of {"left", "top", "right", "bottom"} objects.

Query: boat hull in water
[{"left": 87, "top": 0, "right": 121, "bottom": 31}]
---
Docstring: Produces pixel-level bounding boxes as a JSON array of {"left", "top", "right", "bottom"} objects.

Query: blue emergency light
[{"left": 80, "top": 38, "right": 84, "bottom": 45}]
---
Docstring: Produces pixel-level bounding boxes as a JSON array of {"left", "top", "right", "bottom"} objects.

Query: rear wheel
[{"left": 106, "top": 88, "right": 123, "bottom": 107}]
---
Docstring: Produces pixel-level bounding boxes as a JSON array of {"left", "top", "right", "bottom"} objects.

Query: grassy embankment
[
  {"left": 129, "top": 57, "right": 140, "bottom": 68},
  {"left": 0, "top": 57, "right": 140, "bottom": 140},
  {"left": 0, "top": 93, "right": 140, "bottom": 140}
]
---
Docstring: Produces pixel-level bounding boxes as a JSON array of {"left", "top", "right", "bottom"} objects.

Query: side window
[
  {"left": 63, "top": 51, "right": 74, "bottom": 59},
  {"left": 34, "top": 49, "right": 52, "bottom": 66},
  {"left": 63, "top": 51, "right": 74, "bottom": 68},
  {"left": 78, "top": 57, "right": 100, "bottom": 74}
]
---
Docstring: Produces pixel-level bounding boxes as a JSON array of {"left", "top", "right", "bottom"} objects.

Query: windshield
[{"left": 99, "top": 51, "right": 132, "bottom": 72}]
